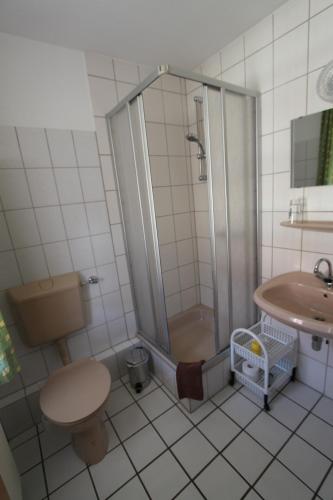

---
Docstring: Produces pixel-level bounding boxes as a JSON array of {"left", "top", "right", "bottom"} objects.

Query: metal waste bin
[{"left": 126, "top": 347, "right": 150, "bottom": 393}]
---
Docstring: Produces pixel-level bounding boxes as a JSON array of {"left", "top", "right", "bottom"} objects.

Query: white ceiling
[{"left": 0, "top": 0, "right": 287, "bottom": 68}]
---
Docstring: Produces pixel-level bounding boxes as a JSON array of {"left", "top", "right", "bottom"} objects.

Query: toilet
[{"left": 8, "top": 272, "right": 111, "bottom": 465}]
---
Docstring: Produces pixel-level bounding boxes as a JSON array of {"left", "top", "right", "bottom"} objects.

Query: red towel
[{"left": 176, "top": 361, "right": 205, "bottom": 400}]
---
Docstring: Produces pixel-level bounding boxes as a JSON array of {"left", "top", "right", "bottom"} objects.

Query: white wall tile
[
  {"left": 19, "top": 351, "right": 47, "bottom": 386},
  {"left": 274, "top": 0, "right": 309, "bottom": 38},
  {"left": 0, "top": 127, "right": 23, "bottom": 168},
  {"left": 274, "top": 77, "right": 307, "bottom": 131},
  {"left": 143, "top": 88, "right": 164, "bottom": 123},
  {"left": 201, "top": 52, "right": 221, "bottom": 77},
  {"left": 309, "top": 5, "right": 333, "bottom": 71},
  {"left": 85, "top": 52, "right": 115, "bottom": 79},
  {"left": 121, "top": 284, "right": 134, "bottom": 313},
  {"left": 86, "top": 201, "right": 109, "bottom": 235},
  {"left": 172, "top": 186, "right": 190, "bottom": 214},
  {"left": 299, "top": 331, "right": 328, "bottom": 363},
  {"left": 62, "top": 204, "right": 89, "bottom": 239},
  {"left": 98, "top": 262, "right": 119, "bottom": 294},
  {"left": 91, "top": 233, "right": 114, "bottom": 266},
  {"left": 102, "top": 290, "right": 124, "bottom": 322},
  {"left": 116, "top": 82, "right": 135, "bottom": 101},
  {"left": 273, "top": 212, "right": 302, "bottom": 249},
  {"left": 88, "top": 77, "right": 118, "bottom": 116},
  {"left": 84, "top": 297, "right": 105, "bottom": 328},
  {"left": 246, "top": 45, "right": 273, "bottom": 93},
  {"left": 54, "top": 168, "right": 83, "bottom": 204},
  {"left": 113, "top": 59, "right": 139, "bottom": 84},
  {"left": 166, "top": 293, "right": 181, "bottom": 317},
  {"left": 111, "top": 224, "right": 125, "bottom": 255},
  {"left": 6, "top": 209, "right": 40, "bottom": 248},
  {"left": 274, "top": 129, "right": 291, "bottom": 173},
  {"left": 301, "top": 250, "right": 333, "bottom": 272},
  {"left": 69, "top": 237, "right": 95, "bottom": 270},
  {"left": 95, "top": 118, "right": 111, "bottom": 155},
  {"left": 0, "top": 213, "right": 12, "bottom": 251},
  {"left": 304, "top": 185, "right": 333, "bottom": 211},
  {"left": 68, "top": 331, "right": 91, "bottom": 361},
  {"left": 16, "top": 246, "right": 49, "bottom": 282},
  {"left": 116, "top": 255, "right": 130, "bottom": 285},
  {"left": 100, "top": 156, "right": 115, "bottom": 191},
  {"left": 164, "top": 92, "right": 184, "bottom": 126},
  {"left": 261, "top": 91, "right": 274, "bottom": 135},
  {"left": 26, "top": 169, "right": 59, "bottom": 206},
  {"left": 88, "top": 324, "right": 111, "bottom": 355},
  {"left": 307, "top": 68, "right": 331, "bottom": 114},
  {"left": 310, "top": 0, "right": 333, "bottom": 15},
  {"left": 220, "top": 37, "right": 244, "bottom": 71},
  {"left": 0, "top": 170, "right": 32, "bottom": 209},
  {"left": 221, "top": 62, "right": 245, "bottom": 87},
  {"left": 163, "top": 269, "right": 180, "bottom": 296},
  {"left": 73, "top": 131, "right": 99, "bottom": 167},
  {"left": 274, "top": 24, "right": 308, "bottom": 87},
  {"left": 180, "top": 263, "right": 196, "bottom": 289},
  {"left": 79, "top": 168, "right": 105, "bottom": 202},
  {"left": 47, "top": 129, "right": 77, "bottom": 167},
  {"left": 0, "top": 251, "right": 21, "bottom": 289},
  {"left": 261, "top": 174, "right": 273, "bottom": 211},
  {"left": 166, "top": 125, "right": 186, "bottom": 156},
  {"left": 174, "top": 213, "right": 192, "bottom": 240},
  {"left": 108, "top": 317, "right": 128, "bottom": 345},
  {"left": 244, "top": 16, "right": 273, "bottom": 56},
  {"left": 197, "top": 238, "right": 211, "bottom": 263},
  {"left": 44, "top": 241, "right": 73, "bottom": 275},
  {"left": 157, "top": 216, "right": 175, "bottom": 244},
  {"left": 261, "top": 134, "right": 274, "bottom": 174},
  {"left": 150, "top": 157, "right": 170, "bottom": 187},
  {"left": 177, "top": 239, "right": 194, "bottom": 266},
  {"left": 160, "top": 243, "right": 178, "bottom": 272},
  {"left": 106, "top": 191, "right": 121, "bottom": 225},
  {"left": 153, "top": 187, "right": 173, "bottom": 216},
  {"left": 297, "top": 353, "right": 326, "bottom": 391},
  {"left": 17, "top": 128, "right": 51, "bottom": 168},
  {"left": 302, "top": 229, "right": 333, "bottom": 254},
  {"left": 272, "top": 247, "right": 301, "bottom": 275},
  {"left": 146, "top": 123, "right": 167, "bottom": 156},
  {"left": 262, "top": 212, "right": 273, "bottom": 246}
]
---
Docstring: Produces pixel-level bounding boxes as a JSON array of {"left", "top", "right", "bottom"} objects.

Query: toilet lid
[{"left": 40, "top": 358, "right": 111, "bottom": 425}]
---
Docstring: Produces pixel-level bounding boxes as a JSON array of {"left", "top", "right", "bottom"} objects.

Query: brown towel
[{"left": 176, "top": 360, "right": 205, "bottom": 400}]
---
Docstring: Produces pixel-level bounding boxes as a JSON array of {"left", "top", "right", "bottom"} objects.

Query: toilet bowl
[{"left": 40, "top": 358, "right": 111, "bottom": 465}]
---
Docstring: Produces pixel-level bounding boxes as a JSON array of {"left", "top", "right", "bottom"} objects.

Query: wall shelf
[{"left": 280, "top": 221, "right": 333, "bottom": 231}]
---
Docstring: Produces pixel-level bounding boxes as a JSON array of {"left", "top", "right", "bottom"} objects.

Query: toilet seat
[{"left": 40, "top": 358, "right": 111, "bottom": 426}]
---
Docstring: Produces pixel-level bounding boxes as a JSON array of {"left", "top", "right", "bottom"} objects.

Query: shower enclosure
[{"left": 107, "top": 65, "right": 259, "bottom": 370}]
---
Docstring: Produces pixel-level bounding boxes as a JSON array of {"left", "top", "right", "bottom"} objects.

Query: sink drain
[{"left": 314, "top": 316, "right": 325, "bottom": 322}]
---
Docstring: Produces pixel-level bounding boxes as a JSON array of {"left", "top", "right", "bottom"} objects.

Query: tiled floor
[{"left": 12, "top": 376, "right": 333, "bottom": 500}]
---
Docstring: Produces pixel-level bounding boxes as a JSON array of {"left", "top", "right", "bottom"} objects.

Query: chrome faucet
[{"left": 314, "top": 258, "right": 333, "bottom": 289}]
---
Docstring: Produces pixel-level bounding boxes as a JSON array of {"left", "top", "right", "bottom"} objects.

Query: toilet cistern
[{"left": 314, "top": 258, "right": 333, "bottom": 289}]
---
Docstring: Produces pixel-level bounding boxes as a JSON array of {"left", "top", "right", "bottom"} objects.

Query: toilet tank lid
[{"left": 8, "top": 272, "right": 81, "bottom": 303}]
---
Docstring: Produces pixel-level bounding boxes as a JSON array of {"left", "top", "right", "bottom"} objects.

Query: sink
[{"left": 254, "top": 271, "right": 333, "bottom": 338}]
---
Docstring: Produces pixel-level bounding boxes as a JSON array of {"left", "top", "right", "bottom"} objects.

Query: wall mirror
[{"left": 291, "top": 108, "right": 333, "bottom": 188}]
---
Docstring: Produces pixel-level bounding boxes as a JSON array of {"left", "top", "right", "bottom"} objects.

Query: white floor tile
[
  {"left": 312, "top": 396, "right": 333, "bottom": 426},
  {"left": 153, "top": 406, "right": 193, "bottom": 446},
  {"left": 111, "top": 476, "right": 149, "bottom": 499},
  {"left": 198, "top": 409, "right": 241, "bottom": 450},
  {"left": 13, "top": 437, "right": 41, "bottom": 474},
  {"left": 239, "top": 386, "right": 263, "bottom": 407},
  {"left": 211, "top": 385, "right": 235, "bottom": 406},
  {"left": 278, "top": 434, "right": 331, "bottom": 491},
  {"left": 21, "top": 464, "right": 46, "bottom": 500},
  {"left": 175, "top": 483, "right": 204, "bottom": 499},
  {"left": 44, "top": 444, "right": 85, "bottom": 493},
  {"left": 138, "top": 388, "right": 174, "bottom": 420},
  {"left": 243, "top": 490, "right": 262, "bottom": 500},
  {"left": 49, "top": 470, "right": 97, "bottom": 500},
  {"left": 125, "top": 379, "right": 158, "bottom": 400},
  {"left": 318, "top": 467, "right": 333, "bottom": 500},
  {"left": 246, "top": 411, "right": 291, "bottom": 454},
  {"left": 105, "top": 385, "right": 134, "bottom": 416},
  {"left": 297, "top": 414, "right": 333, "bottom": 460},
  {"left": 256, "top": 460, "right": 313, "bottom": 500},
  {"left": 171, "top": 428, "right": 216, "bottom": 478},
  {"left": 223, "top": 432, "right": 272, "bottom": 483},
  {"left": 105, "top": 421, "right": 120, "bottom": 451},
  {"left": 40, "top": 424, "right": 71, "bottom": 459},
  {"left": 111, "top": 404, "right": 149, "bottom": 441},
  {"left": 269, "top": 394, "right": 307, "bottom": 430},
  {"left": 221, "top": 393, "right": 260, "bottom": 427},
  {"left": 123, "top": 424, "right": 166, "bottom": 470},
  {"left": 195, "top": 455, "right": 248, "bottom": 500},
  {"left": 282, "top": 382, "right": 321, "bottom": 410},
  {"left": 178, "top": 399, "right": 216, "bottom": 425},
  {"left": 90, "top": 445, "right": 135, "bottom": 498},
  {"left": 140, "top": 451, "right": 189, "bottom": 500}
]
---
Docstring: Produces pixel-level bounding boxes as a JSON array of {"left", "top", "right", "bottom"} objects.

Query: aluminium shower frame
[{"left": 106, "top": 64, "right": 261, "bottom": 358}]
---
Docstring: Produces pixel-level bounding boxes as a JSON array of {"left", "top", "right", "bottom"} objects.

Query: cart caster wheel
[
  {"left": 229, "top": 371, "right": 235, "bottom": 386},
  {"left": 291, "top": 367, "right": 296, "bottom": 382},
  {"left": 264, "top": 395, "right": 270, "bottom": 412}
]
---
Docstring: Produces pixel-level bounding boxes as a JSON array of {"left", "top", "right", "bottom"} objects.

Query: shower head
[{"left": 185, "top": 133, "right": 206, "bottom": 160}]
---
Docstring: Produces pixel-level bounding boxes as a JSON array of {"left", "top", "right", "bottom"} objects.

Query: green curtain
[
  {"left": 0, "top": 312, "right": 20, "bottom": 384},
  {"left": 317, "top": 109, "right": 333, "bottom": 185}
]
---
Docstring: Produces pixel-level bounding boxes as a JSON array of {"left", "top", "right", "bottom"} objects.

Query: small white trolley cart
[{"left": 230, "top": 320, "right": 297, "bottom": 411}]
